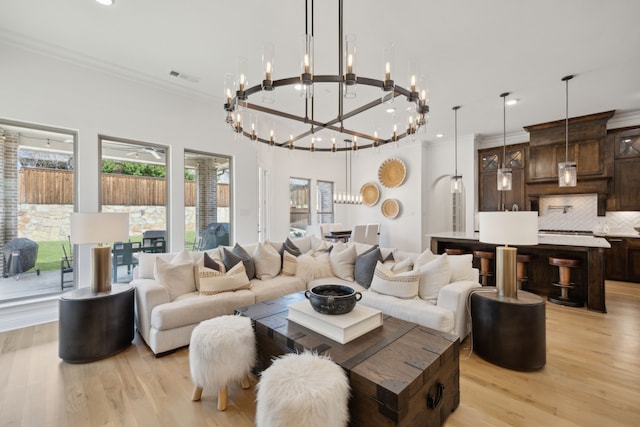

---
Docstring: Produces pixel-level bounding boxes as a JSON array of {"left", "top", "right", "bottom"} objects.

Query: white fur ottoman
[
  {"left": 189, "top": 315, "right": 256, "bottom": 410},
  {"left": 256, "top": 351, "right": 350, "bottom": 427}
]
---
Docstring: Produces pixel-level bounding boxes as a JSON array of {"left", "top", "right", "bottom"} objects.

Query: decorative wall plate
[
  {"left": 378, "top": 158, "right": 406, "bottom": 188},
  {"left": 360, "top": 182, "right": 380, "bottom": 207},
  {"left": 381, "top": 199, "right": 401, "bottom": 219}
]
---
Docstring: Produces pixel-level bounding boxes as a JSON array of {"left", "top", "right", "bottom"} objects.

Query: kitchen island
[{"left": 430, "top": 232, "right": 610, "bottom": 313}]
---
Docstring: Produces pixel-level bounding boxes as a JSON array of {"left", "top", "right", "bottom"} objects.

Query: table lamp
[
  {"left": 70, "top": 212, "right": 129, "bottom": 293},
  {"left": 479, "top": 211, "right": 538, "bottom": 298}
]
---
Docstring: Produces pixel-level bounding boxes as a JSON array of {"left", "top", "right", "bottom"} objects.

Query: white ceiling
[{"left": 1, "top": 0, "right": 640, "bottom": 145}]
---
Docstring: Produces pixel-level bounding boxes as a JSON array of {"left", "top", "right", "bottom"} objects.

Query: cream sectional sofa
[{"left": 130, "top": 236, "right": 480, "bottom": 356}]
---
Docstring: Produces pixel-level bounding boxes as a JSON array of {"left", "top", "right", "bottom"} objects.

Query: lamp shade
[
  {"left": 479, "top": 211, "right": 538, "bottom": 246},
  {"left": 70, "top": 213, "right": 129, "bottom": 244}
]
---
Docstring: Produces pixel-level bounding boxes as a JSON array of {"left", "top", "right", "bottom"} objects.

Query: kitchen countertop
[{"left": 428, "top": 231, "right": 611, "bottom": 249}]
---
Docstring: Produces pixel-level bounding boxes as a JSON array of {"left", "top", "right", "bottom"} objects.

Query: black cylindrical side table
[
  {"left": 471, "top": 287, "right": 546, "bottom": 371},
  {"left": 59, "top": 284, "right": 135, "bottom": 363}
]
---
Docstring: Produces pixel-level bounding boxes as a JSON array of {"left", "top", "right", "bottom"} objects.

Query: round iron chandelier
[{"left": 223, "top": 0, "right": 430, "bottom": 152}]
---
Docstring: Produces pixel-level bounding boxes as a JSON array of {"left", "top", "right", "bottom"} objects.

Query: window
[
  {"left": 0, "top": 120, "right": 76, "bottom": 301},
  {"left": 100, "top": 137, "right": 168, "bottom": 282},
  {"left": 184, "top": 151, "right": 232, "bottom": 251},
  {"left": 316, "top": 180, "right": 334, "bottom": 225},
  {"left": 289, "top": 177, "right": 310, "bottom": 237}
]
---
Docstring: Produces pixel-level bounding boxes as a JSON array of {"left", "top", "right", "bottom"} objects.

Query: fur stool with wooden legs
[
  {"left": 189, "top": 315, "right": 256, "bottom": 410},
  {"left": 255, "top": 351, "right": 350, "bottom": 427}
]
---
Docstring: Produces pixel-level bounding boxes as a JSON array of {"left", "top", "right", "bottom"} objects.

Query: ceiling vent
[{"left": 169, "top": 70, "right": 200, "bottom": 83}]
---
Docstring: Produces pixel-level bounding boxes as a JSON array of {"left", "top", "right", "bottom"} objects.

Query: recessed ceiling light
[
  {"left": 436, "top": 133, "right": 444, "bottom": 138},
  {"left": 506, "top": 98, "right": 519, "bottom": 106},
  {"left": 96, "top": 0, "right": 114, "bottom": 5},
  {"left": 293, "top": 84, "right": 302, "bottom": 91},
  {"left": 386, "top": 107, "right": 396, "bottom": 114}
]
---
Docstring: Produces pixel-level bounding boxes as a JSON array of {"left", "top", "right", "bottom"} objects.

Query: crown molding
[{"left": 0, "top": 29, "right": 215, "bottom": 102}]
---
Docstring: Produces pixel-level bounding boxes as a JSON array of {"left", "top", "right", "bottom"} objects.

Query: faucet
[{"left": 548, "top": 205, "right": 572, "bottom": 214}]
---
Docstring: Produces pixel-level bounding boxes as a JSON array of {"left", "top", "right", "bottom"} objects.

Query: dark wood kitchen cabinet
[
  {"left": 478, "top": 143, "right": 527, "bottom": 211},
  {"left": 604, "top": 237, "right": 627, "bottom": 281},
  {"left": 525, "top": 111, "right": 614, "bottom": 183},
  {"left": 609, "top": 127, "right": 640, "bottom": 211},
  {"left": 628, "top": 239, "right": 640, "bottom": 283},
  {"left": 604, "top": 236, "right": 640, "bottom": 283}
]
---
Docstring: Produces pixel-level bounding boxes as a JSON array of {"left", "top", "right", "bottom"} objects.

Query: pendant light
[
  {"left": 450, "top": 106, "right": 463, "bottom": 193},
  {"left": 559, "top": 75, "right": 577, "bottom": 187},
  {"left": 497, "top": 92, "right": 512, "bottom": 191}
]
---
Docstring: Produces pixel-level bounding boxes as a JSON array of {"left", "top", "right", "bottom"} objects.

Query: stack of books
[{"left": 287, "top": 300, "right": 383, "bottom": 344}]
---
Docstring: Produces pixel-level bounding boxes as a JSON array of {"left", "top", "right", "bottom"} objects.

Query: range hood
[{"left": 524, "top": 111, "right": 614, "bottom": 216}]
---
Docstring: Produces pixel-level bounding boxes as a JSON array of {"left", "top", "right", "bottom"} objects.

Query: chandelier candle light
[
  {"left": 558, "top": 75, "right": 577, "bottom": 187},
  {"left": 223, "top": 0, "right": 429, "bottom": 152}
]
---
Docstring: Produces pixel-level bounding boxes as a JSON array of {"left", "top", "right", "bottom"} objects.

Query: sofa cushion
[
  {"left": 296, "top": 252, "right": 333, "bottom": 283},
  {"left": 150, "top": 290, "right": 256, "bottom": 331},
  {"left": 154, "top": 250, "right": 196, "bottom": 301},
  {"left": 223, "top": 244, "right": 256, "bottom": 279},
  {"left": 253, "top": 241, "right": 282, "bottom": 280},
  {"left": 360, "top": 291, "right": 455, "bottom": 335},
  {"left": 250, "top": 275, "right": 306, "bottom": 303},
  {"left": 369, "top": 261, "right": 420, "bottom": 299},
  {"left": 330, "top": 244, "right": 357, "bottom": 281},
  {"left": 448, "top": 254, "right": 474, "bottom": 282},
  {"left": 414, "top": 254, "right": 452, "bottom": 301},
  {"left": 354, "top": 246, "right": 382, "bottom": 288},
  {"left": 196, "top": 262, "right": 251, "bottom": 295}
]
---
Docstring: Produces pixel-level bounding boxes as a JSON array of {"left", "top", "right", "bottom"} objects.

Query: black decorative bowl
[{"left": 305, "top": 285, "right": 362, "bottom": 315}]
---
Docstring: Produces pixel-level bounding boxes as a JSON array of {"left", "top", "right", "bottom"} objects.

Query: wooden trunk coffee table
[{"left": 235, "top": 292, "right": 460, "bottom": 426}]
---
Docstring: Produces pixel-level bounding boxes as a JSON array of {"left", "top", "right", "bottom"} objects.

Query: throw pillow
[
  {"left": 390, "top": 257, "right": 413, "bottom": 273},
  {"left": 253, "top": 241, "right": 281, "bottom": 280},
  {"left": 290, "top": 236, "right": 312, "bottom": 253},
  {"left": 197, "top": 261, "right": 251, "bottom": 295},
  {"left": 354, "top": 245, "right": 382, "bottom": 288},
  {"left": 223, "top": 244, "right": 256, "bottom": 280},
  {"left": 414, "top": 248, "right": 437, "bottom": 267},
  {"left": 154, "top": 250, "right": 196, "bottom": 301},
  {"left": 203, "top": 252, "right": 222, "bottom": 272},
  {"left": 448, "top": 254, "right": 474, "bottom": 282},
  {"left": 310, "top": 235, "right": 332, "bottom": 252},
  {"left": 284, "top": 238, "right": 303, "bottom": 256},
  {"left": 369, "top": 261, "right": 420, "bottom": 299},
  {"left": 137, "top": 252, "right": 174, "bottom": 279},
  {"left": 329, "top": 244, "right": 357, "bottom": 281},
  {"left": 281, "top": 251, "right": 298, "bottom": 276},
  {"left": 414, "top": 254, "right": 452, "bottom": 301},
  {"left": 295, "top": 252, "right": 333, "bottom": 283}
]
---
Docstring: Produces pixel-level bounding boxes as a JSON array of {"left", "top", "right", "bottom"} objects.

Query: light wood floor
[{"left": 1, "top": 281, "right": 639, "bottom": 427}]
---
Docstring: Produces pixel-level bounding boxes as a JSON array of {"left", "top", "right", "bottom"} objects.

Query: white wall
[{"left": 1, "top": 42, "right": 259, "bottom": 329}]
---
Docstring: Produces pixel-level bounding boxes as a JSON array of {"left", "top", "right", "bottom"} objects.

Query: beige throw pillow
[
  {"left": 414, "top": 254, "right": 452, "bottom": 301},
  {"left": 282, "top": 251, "right": 298, "bottom": 276},
  {"left": 296, "top": 252, "right": 333, "bottom": 283},
  {"left": 154, "top": 250, "right": 196, "bottom": 301},
  {"left": 198, "top": 262, "right": 251, "bottom": 295},
  {"left": 369, "top": 261, "right": 420, "bottom": 299},
  {"left": 253, "top": 241, "right": 281, "bottom": 280},
  {"left": 448, "top": 254, "right": 474, "bottom": 282},
  {"left": 329, "top": 244, "right": 357, "bottom": 281}
]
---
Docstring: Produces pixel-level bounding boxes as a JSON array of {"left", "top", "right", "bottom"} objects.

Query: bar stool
[
  {"left": 445, "top": 248, "right": 466, "bottom": 256},
  {"left": 548, "top": 257, "right": 583, "bottom": 307},
  {"left": 516, "top": 254, "right": 533, "bottom": 290},
  {"left": 473, "top": 250, "right": 494, "bottom": 285}
]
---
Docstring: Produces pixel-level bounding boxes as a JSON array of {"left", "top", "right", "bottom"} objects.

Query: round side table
[
  {"left": 58, "top": 284, "right": 135, "bottom": 363},
  {"left": 470, "top": 287, "right": 546, "bottom": 371}
]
